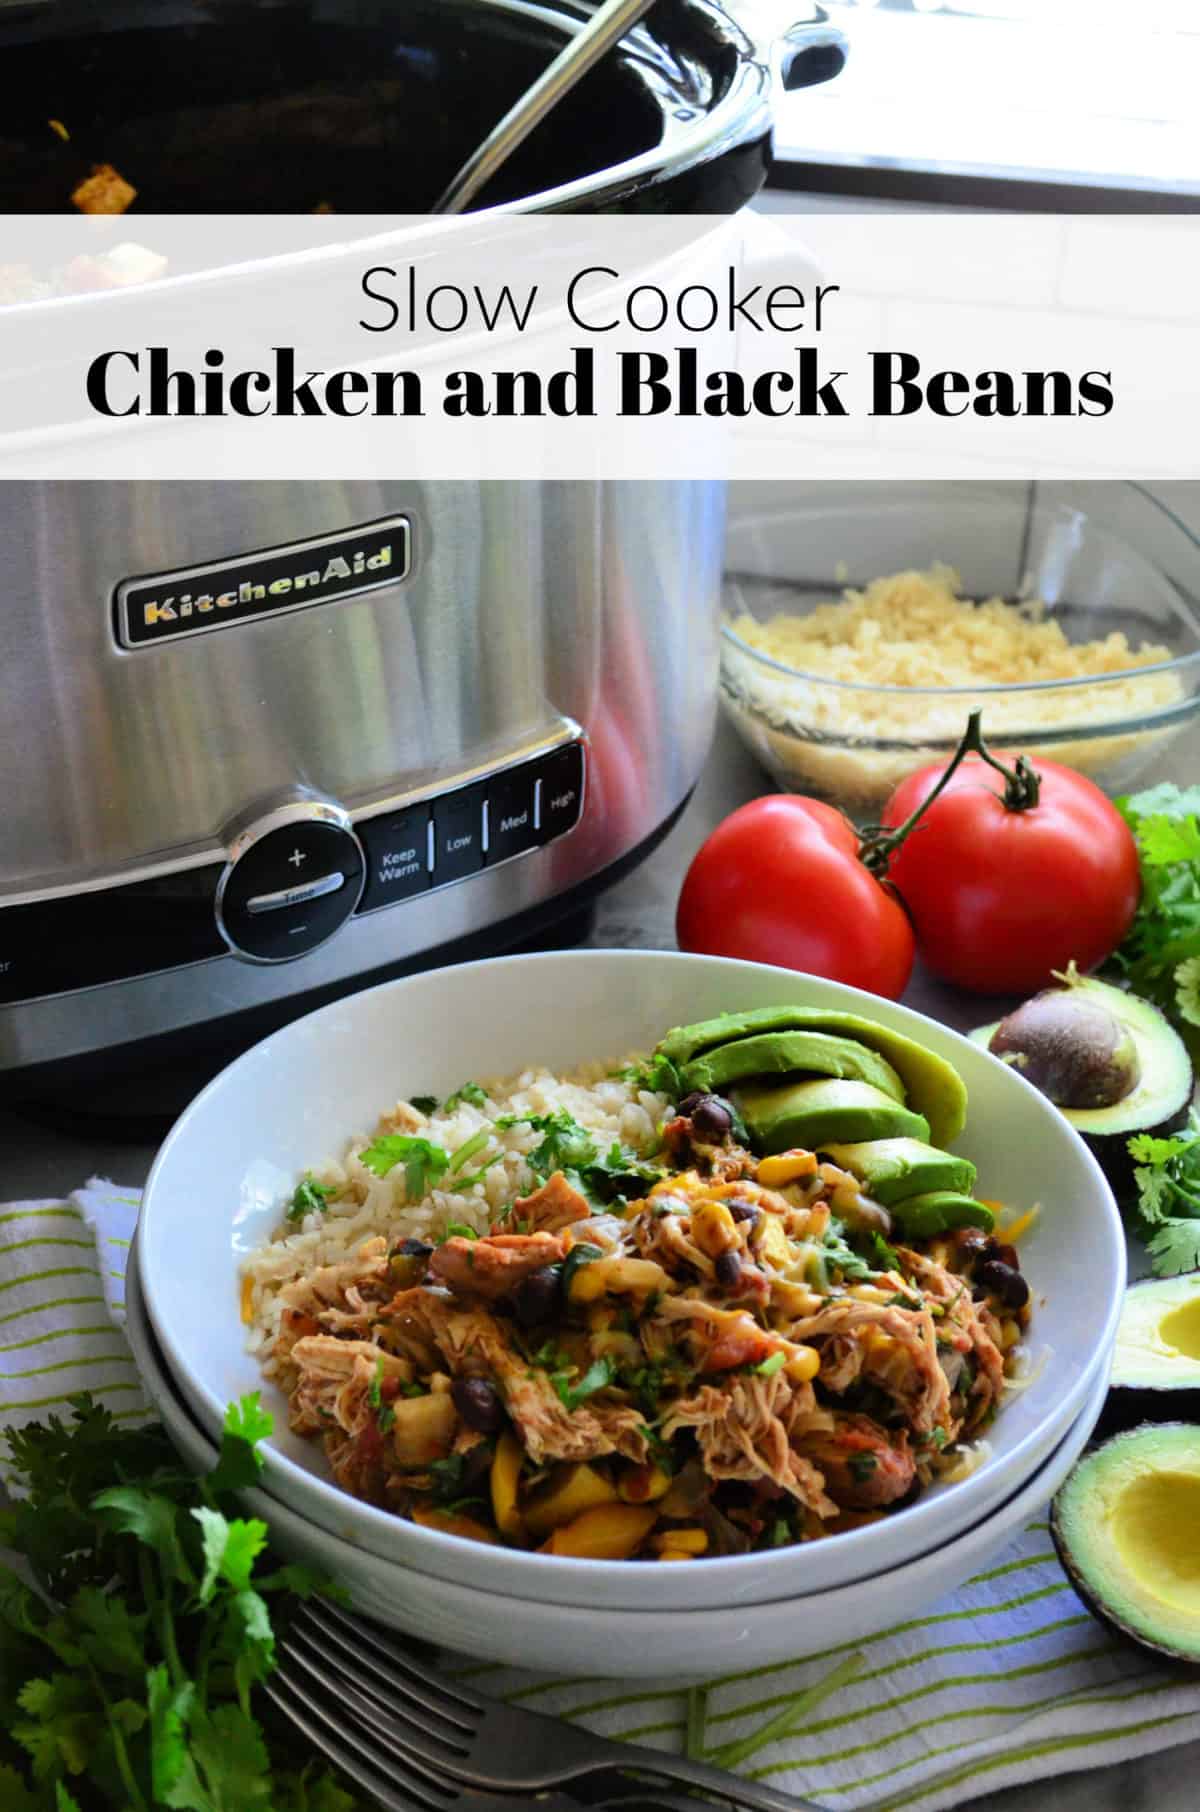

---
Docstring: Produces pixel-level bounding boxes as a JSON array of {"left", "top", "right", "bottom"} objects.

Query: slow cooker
[{"left": 0, "top": 480, "right": 725, "bottom": 1090}]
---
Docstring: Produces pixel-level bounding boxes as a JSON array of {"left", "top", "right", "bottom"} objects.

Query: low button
[
  {"left": 486, "top": 768, "right": 539, "bottom": 866},
  {"left": 358, "top": 805, "right": 431, "bottom": 912},
  {"left": 537, "top": 742, "right": 586, "bottom": 844},
  {"left": 433, "top": 784, "right": 486, "bottom": 885}
]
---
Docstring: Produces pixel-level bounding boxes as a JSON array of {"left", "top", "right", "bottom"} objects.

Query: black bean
[
  {"left": 976, "top": 1259, "right": 1030, "bottom": 1310},
  {"left": 677, "top": 1091, "right": 705, "bottom": 1116},
  {"left": 691, "top": 1096, "right": 733, "bottom": 1139},
  {"left": 714, "top": 1251, "right": 743, "bottom": 1291},
  {"left": 985, "top": 1239, "right": 1020, "bottom": 1272},
  {"left": 451, "top": 1377, "right": 505, "bottom": 1434},
  {"left": 512, "top": 1265, "right": 561, "bottom": 1328},
  {"left": 727, "top": 1199, "right": 761, "bottom": 1226},
  {"left": 394, "top": 1237, "right": 433, "bottom": 1259}
]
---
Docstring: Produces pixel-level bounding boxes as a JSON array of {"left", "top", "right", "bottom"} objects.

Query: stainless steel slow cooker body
[
  {"left": 0, "top": 0, "right": 846, "bottom": 216},
  {"left": 0, "top": 480, "right": 724, "bottom": 1078}
]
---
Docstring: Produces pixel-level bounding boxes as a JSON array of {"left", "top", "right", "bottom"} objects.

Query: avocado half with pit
[
  {"left": 1095, "top": 1276, "right": 1200, "bottom": 1437},
  {"left": 658, "top": 1007, "right": 968, "bottom": 1147},
  {"left": 970, "top": 974, "right": 1193, "bottom": 1199},
  {"left": 1052, "top": 1423, "right": 1200, "bottom": 1666}
]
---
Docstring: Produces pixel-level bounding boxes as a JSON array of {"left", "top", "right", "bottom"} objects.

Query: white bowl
[
  {"left": 139, "top": 950, "right": 1125, "bottom": 1613},
  {"left": 127, "top": 1239, "right": 1108, "bottom": 1680}
]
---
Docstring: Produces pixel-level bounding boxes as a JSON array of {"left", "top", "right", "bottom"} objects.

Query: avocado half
[
  {"left": 732, "top": 1077, "right": 931, "bottom": 1154},
  {"left": 658, "top": 1007, "right": 968, "bottom": 1147},
  {"left": 1052, "top": 1423, "right": 1200, "bottom": 1666},
  {"left": 970, "top": 976, "right": 1193, "bottom": 1200},
  {"left": 680, "top": 1031, "right": 906, "bottom": 1103},
  {"left": 1095, "top": 1277, "right": 1200, "bottom": 1437}
]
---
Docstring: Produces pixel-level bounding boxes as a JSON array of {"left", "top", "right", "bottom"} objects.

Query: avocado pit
[{"left": 989, "top": 988, "right": 1141, "bottom": 1110}]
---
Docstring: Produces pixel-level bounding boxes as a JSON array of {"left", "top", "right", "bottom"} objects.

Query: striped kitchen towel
[{"left": 3, "top": 1184, "right": 1200, "bottom": 1812}]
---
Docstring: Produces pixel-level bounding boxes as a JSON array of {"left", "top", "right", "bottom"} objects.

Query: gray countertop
[{"left": 3, "top": 712, "right": 1195, "bottom": 1812}]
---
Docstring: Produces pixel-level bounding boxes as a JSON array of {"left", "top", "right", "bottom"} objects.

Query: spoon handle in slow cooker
[{"left": 432, "top": 0, "right": 658, "bottom": 214}]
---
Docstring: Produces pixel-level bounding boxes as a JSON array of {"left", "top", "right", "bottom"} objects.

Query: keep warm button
[
  {"left": 358, "top": 804, "right": 431, "bottom": 912},
  {"left": 432, "top": 784, "right": 486, "bottom": 885}
]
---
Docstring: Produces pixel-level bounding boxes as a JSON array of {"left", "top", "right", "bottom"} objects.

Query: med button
[
  {"left": 486, "top": 766, "right": 539, "bottom": 866},
  {"left": 432, "top": 783, "right": 486, "bottom": 885},
  {"left": 358, "top": 804, "right": 431, "bottom": 912},
  {"left": 537, "top": 742, "right": 586, "bottom": 844}
]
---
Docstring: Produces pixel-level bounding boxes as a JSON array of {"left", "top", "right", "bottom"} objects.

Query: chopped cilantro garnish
[
  {"left": 442, "top": 1222, "right": 479, "bottom": 1242},
  {"left": 755, "top": 1351, "right": 787, "bottom": 1377},
  {"left": 885, "top": 1292, "right": 922, "bottom": 1312},
  {"left": 552, "top": 1355, "right": 615, "bottom": 1411},
  {"left": 447, "top": 1127, "right": 491, "bottom": 1173},
  {"left": 428, "top": 1453, "right": 469, "bottom": 1503},
  {"left": 615, "top": 1052, "right": 682, "bottom": 1099},
  {"left": 771, "top": 1517, "right": 792, "bottom": 1547},
  {"left": 410, "top": 1095, "right": 439, "bottom": 1115},
  {"left": 287, "top": 1173, "right": 335, "bottom": 1222},
  {"left": 444, "top": 1081, "right": 489, "bottom": 1112},
  {"left": 869, "top": 1230, "right": 902, "bottom": 1273},
  {"left": 847, "top": 1451, "right": 878, "bottom": 1482},
  {"left": 559, "top": 1241, "right": 604, "bottom": 1294},
  {"left": 449, "top": 1157, "right": 504, "bottom": 1192},
  {"left": 496, "top": 1109, "right": 599, "bottom": 1178},
  {"left": 358, "top": 1134, "right": 449, "bottom": 1198}
]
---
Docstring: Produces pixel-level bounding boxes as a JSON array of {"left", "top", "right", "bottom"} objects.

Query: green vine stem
[{"left": 858, "top": 709, "right": 1041, "bottom": 879}]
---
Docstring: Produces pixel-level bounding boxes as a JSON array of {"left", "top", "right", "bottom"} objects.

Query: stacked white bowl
[{"left": 135, "top": 953, "right": 1124, "bottom": 1678}]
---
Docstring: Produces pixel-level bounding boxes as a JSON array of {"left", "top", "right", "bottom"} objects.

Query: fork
[
  {"left": 265, "top": 1661, "right": 736, "bottom": 1811},
  {"left": 270, "top": 1598, "right": 826, "bottom": 1812}
]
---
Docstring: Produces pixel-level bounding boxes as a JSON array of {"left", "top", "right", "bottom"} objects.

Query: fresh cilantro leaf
[
  {"left": 206, "top": 1395, "right": 273, "bottom": 1498},
  {"left": 869, "top": 1231, "right": 902, "bottom": 1274},
  {"left": 193, "top": 1508, "right": 269, "bottom": 1602},
  {"left": 1146, "top": 1217, "right": 1200, "bottom": 1276},
  {"left": 770, "top": 1518, "right": 792, "bottom": 1548},
  {"left": 754, "top": 1351, "right": 786, "bottom": 1377},
  {"left": 287, "top": 1174, "right": 335, "bottom": 1222},
  {"left": 496, "top": 1110, "right": 598, "bottom": 1179},
  {"left": 56, "top": 1784, "right": 84, "bottom": 1812},
  {"left": 615, "top": 1052, "right": 682, "bottom": 1099},
  {"left": 358, "top": 1135, "right": 449, "bottom": 1199},
  {"left": 428, "top": 1454, "right": 467, "bottom": 1504},
  {"left": 0, "top": 1766, "right": 43, "bottom": 1812},
  {"left": 442, "top": 1221, "right": 479, "bottom": 1242},
  {"left": 1128, "top": 1132, "right": 1194, "bottom": 1168},
  {"left": 14, "top": 1671, "right": 96, "bottom": 1776},
  {"left": 148, "top": 1662, "right": 197, "bottom": 1803},
  {"left": 447, "top": 1127, "right": 490, "bottom": 1173},
  {"left": 444, "top": 1082, "right": 488, "bottom": 1112},
  {"left": 70, "top": 1585, "right": 149, "bottom": 1681},
  {"left": 559, "top": 1241, "right": 604, "bottom": 1295},
  {"left": 552, "top": 1355, "right": 614, "bottom": 1411},
  {"left": 367, "top": 1358, "right": 397, "bottom": 1434},
  {"left": 409, "top": 1095, "right": 439, "bottom": 1115},
  {"left": 92, "top": 1487, "right": 192, "bottom": 1584}
]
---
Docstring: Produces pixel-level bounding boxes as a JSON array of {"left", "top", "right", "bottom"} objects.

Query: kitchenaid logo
[{"left": 114, "top": 517, "right": 411, "bottom": 649}]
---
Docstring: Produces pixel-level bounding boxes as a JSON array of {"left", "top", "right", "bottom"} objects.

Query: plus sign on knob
[{"left": 215, "top": 799, "right": 365, "bottom": 964}]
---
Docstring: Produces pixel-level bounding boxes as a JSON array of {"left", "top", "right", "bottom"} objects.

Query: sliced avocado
[
  {"left": 733, "top": 1077, "right": 930, "bottom": 1155},
  {"left": 658, "top": 1007, "right": 966, "bottom": 1147},
  {"left": 821, "top": 1138, "right": 977, "bottom": 1207},
  {"left": 1052, "top": 1423, "right": 1200, "bottom": 1665},
  {"left": 971, "top": 975, "right": 1193, "bottom": 1200},
  {"left": 1095, "top": 1277, "right": 1200, "bottom": 1437},
  {"left": 680, "top": 1032, "right": 905, "bottom": 1101},
  {"left": 886, "top": 1190, "right": 994, "bottom": 1240}
]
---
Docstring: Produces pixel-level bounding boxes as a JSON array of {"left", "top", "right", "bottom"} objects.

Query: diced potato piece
[
  {"left": 490, "top": 1431, "right": 527, "bottom": 1541},
  {"left": 691, "top": 1200, "right": 739, "bottom": 1258},
  {"left": 618, "top": 1463, "right": 672, "bottom": 1504},
  {"left": 391, "top": 1392, "right": 457, "bottom": 1466},
  {"left": 412, "top": 1506, "right": 498, "bottom": 1545},
  {"left": 542, "top": 1503, "right": 658, "bottom": 1559},
  {"left": 758, "top": 1215, "right": 793, "bottom": 1269},
  {"left": 650, "top": 1527, "right": 707, "bottom": 1555},
  {"left": 568, "top": 1255, "right": 669, "bottom": 1304},
  {"left": 524, "top": 1463, "right": 619, "bottom": 1537},
  {"left": 72, "top": 163, "right": 136, "bottom": 216},
  {"left": 757, "top": 1150, "right": 818, "bottom": 1187}
]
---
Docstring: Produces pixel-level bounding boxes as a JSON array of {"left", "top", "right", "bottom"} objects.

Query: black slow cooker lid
[{"left": 0, "top": 0, "right": 756, "bottom": 214}]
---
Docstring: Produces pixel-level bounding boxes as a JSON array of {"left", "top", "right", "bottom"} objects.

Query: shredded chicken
[
  {"left": 428, "top": 1231, "right": 566, "bottom": 1302},
  {"left": 512, "top": 1170, "right": 592, "bottom": 1233},
  {"left": 664, "top": 1372, "right": 837, "bottom": 1516}
]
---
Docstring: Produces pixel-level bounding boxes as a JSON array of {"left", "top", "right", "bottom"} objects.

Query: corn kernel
[
  {"left": 569, "top": 1255, "right": 670, "bottom": 1303},
  {"left": 239, "top": 1275, "right": 255, "bottom": 1325},
  {"left": 618, "top": 1463, "right": 673, "bottom": 1504},
  {"left": 999, "top": 1316, "right": 1022, "bottom": 1350},
  {"left": 757, "top": 1150, "right": 818, "bottom": 1188},
  {"left": 650, "top": 1526, "right": 707, "bottom": 1555},
  {"left": 691, "top": 1199, "right": 739, "bottom": 1257},
  {"left": 656, "top": 1550, "right": 692, "bottom": 1562},
  {"left": 784, "top": 1344, "right": 820, "bottom": 1383}
]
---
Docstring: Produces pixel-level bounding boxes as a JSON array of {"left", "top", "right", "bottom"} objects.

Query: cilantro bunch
[
  {"left": 1128, "top": 1110, "right": 1200, "bottom": 1276},
  {"left": 0, "top": 1395, "right": 358, "bottom": 1812},
  {"left": 494, "top": 1109, "right": 664, "bottom": 1203},
  {"left": 1111, "top": 783, "right": 1200, "bottom": 1033}
]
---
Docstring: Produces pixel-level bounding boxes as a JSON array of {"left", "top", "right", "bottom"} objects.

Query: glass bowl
[{"left": 720, "top": 482, "right": 1200, "bottom": 820}]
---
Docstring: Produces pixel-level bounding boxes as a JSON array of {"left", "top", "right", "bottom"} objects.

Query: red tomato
[
  {"left": 880, "top": 753, "right": 1140, "bottom": 994},
  {"left": 676, "top": 796, "right": 915, "bottom": 999}
]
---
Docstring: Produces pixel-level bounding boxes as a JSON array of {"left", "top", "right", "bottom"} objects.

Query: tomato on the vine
[
  {"left": 879, "top": 737, "right": 1139, "bottom": 995},
  {"left": 676, "top": 794, "right": 915, "bottom": 1000}
]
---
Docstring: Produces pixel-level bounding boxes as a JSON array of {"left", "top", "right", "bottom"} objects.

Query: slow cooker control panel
[
  {"left": 215, "top": 800, "right": 366, "bottom": 964},
  {"left": 0, "top": 735, "right": 586, "bottom": 1002}
]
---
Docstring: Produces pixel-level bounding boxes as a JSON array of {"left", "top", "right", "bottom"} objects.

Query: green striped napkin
[{"left": 4, "top": 1185, "right": 1200, "bottom": 1812}]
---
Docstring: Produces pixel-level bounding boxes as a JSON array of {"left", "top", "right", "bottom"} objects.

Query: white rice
[{"left": 241, "top": 1059, "right": 670, "bottom": 1369}]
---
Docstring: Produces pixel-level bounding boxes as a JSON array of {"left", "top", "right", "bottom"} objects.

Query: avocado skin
[
  {"left": 680, "top": 1032, "right": 906, "bottom": 1102},
  {"left": 887, "top": 1191, "right": 995, "bottom": 1239},
  {"left": 734, "top": 1077, "right": 930, "bottom": 1155},
  {"left": 970, "top": 979, "right": 1193, "bottom": 1202},
  {"left": 1051, "top": 1423, "right": 1200, "bottom": 1668},
  {"left": 820, "top": 1139, "right": 977, "bottom": 1207}
]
